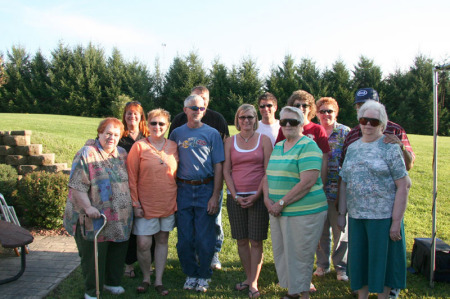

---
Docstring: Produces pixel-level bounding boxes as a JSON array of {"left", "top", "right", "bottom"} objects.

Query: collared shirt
[
  {"left": 63, "top": 140, "right": 133, "bottom": 242},
  {"left": 325, "top": 122, "right": 350, "bottom": 201},
  {"left": 340, "top": 121, "right": 415, "bottom": 167}
]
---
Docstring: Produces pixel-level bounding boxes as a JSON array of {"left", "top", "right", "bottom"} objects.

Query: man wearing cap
[
  {"left": 339, "top": 87, "right": 415, "bottom": 299},
  {"left": 340, "top": 88, "right": 415, "bottom": 170},
  {"left": 169, "top": 86, "right": 229, "bottom": 271}
]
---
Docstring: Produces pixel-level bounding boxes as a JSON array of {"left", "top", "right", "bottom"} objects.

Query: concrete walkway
[{"left": 0, "top": 234, "right": 80, "bottom": 299}]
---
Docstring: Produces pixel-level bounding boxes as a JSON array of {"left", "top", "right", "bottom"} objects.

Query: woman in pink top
[
  {"left": 223, "top": 104, "right": 272, "bottom": 298},
  {"left": 127, "top": 109, "right": 178, "bottom": 295}
]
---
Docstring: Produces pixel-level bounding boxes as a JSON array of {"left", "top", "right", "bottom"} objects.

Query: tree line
[{"left": 0, "top": 43, "right": 449, "bottom": 135}]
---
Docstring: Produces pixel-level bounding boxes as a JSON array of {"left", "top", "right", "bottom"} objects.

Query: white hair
[
  {"left": 184, "top": 94, "right": 204, "bottom": 107},
  {"left": 280, "top": 106, "right": 304, "bottom": 126},
  {"left": 357, "top": 100, "right": 388, "bottom": 131}
]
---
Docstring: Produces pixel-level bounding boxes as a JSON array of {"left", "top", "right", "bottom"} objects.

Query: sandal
[
  {"left": 155, "top": 285, "right": 169, "bottom": 296},
  {"left": 249, "top": 288, "right": 260, "bottom": 298},
  {"left": 235, "top": 282, "right": 249, "bottom": 291},
  {"left": 124, "top": 269, "right": 136, "bottom": 278},
  {"left": 280, "top": 294, "right": 300, "bottom": 299},
  {"left": 136, "top": 281, "right": 150, "bottom": 293}
]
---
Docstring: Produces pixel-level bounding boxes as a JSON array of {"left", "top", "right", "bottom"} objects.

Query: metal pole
[
  {"left": 430, "top": 68, "right": 438, "bottom": 287},
  {"left": 430, "top": 63, "right": 450, "bottom": 288}
]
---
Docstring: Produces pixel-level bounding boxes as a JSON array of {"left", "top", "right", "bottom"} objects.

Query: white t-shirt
[{"left": 256, "top": 120, "right": 280, "bottom": 147}]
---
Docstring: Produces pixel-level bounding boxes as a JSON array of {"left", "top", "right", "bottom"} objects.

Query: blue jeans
[
  {"left": 176, "top": 181, "right": 216, "bottom": 279},
  {"left": 214, "top": 190, "right": 224, "bottom": 253}
]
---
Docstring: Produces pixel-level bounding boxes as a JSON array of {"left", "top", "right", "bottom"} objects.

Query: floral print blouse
[{"left": 63, "top": 140, "right": 133, "bottom": 242}]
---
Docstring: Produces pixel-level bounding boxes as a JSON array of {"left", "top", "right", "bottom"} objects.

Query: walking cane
[{"left": 95, "top": 214, "right": 107, "bottom": 299}]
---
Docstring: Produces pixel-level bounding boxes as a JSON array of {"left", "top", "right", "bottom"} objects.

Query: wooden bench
[{"left": 0, "top": 220, "right": 34, "bottom": 284}]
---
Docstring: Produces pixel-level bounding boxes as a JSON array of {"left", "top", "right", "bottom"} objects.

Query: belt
[{"left": 177, "top": 177, "right": 213, "bottom": 185}]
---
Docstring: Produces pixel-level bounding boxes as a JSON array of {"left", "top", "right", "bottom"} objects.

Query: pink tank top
[{"left": 230, "top": 133, "right": 266, "bottom": 193}]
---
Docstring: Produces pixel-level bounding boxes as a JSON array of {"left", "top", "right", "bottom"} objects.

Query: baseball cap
[{"left": 354, "top": 88, "right": 380, "bottom": 104}]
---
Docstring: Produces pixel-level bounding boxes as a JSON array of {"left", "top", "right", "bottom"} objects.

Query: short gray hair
[
  {"left": 357, "top": 100, "right": 388, "bottom": 131},
  {"left": 184, "top": 94, "right": 204, "bottom": 107},
  {"left": 280, "top": 106, "right": 304, "bottom": 126}
]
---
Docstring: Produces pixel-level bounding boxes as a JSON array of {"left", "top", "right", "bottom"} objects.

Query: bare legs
[
  {"left": 137, "top": 231, "right": 169, "bottom": 286},
  {"left": 237, "top": 238, "right": 263, "bottom": 294},
  {"left": 357, "top": 286, "right": 391, "bottom": 299}
]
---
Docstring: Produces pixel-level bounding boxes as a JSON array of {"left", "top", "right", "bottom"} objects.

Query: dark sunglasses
[
  {"left": 294, "top": 103, "right": 310, "bottom": 109},
  {"left": 150, "top": 121, "right": 166, "bottom": 126},
  {"left": 126, "top": 101, "right": 141, "bottom": 106},
  {"left": 259, "top": 104, "right": 273, "bottom": 109},
  {"left": 319, "top": 109, "right": 334, "bottom": 114},
  {"left": 238, "top": 115, "right": 255, "bottom": 120},
  {"left": 187, "top": 106, "right": 206, "bottom": 112},
  {"left": 359, "top": 117, "right": 380, "bottom": 126},
  {"left": 280, "top": 118, "right": 301, "bottom": 127}
]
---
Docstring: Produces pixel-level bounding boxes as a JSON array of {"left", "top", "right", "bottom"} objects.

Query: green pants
[{"left": 75, "top": 224, "right": 129, "bottom": 297}]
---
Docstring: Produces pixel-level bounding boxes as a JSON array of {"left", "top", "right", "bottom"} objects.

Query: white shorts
[{"left": 133, "top": 214, "right": 175, "bottom": 236}]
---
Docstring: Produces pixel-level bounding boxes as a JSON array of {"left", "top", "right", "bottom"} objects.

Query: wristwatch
[{"left": 278, "top": 200, "right": 285, "bottom": 207}]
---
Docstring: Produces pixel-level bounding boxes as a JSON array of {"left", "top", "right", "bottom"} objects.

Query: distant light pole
[{"left": 161, "top": 43, "right": 167, "bottom": 72}]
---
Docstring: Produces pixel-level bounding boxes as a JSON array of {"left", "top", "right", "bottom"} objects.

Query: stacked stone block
[{"left": 0, "top": 130, "right": 70, "bottom": 176}]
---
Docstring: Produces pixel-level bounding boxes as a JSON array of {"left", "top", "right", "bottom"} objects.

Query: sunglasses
[
  {"left": 150, "top": 121, "right": 166, "bottom": 126},
  {"left": 238, "top": 115, "right": 255, "bottom": 120},
  {"left": 294, "top": 103, "right": 310, "bottom": 109},
  {"left": 187, "top": 106, "right": 206, "bottom": 111},
  {"left": 359, "top": 117, "right": 380, "bottom": 126},
  {"left": 319, "top": 109, "right": 334, "bottom": 114},
  {"left": 280, "top": 118, "right": 301, "bottom": 127},
  {"left": 126, "top": 101, "right": 141, "bottom": 106},
  {"left": 259, "top": 104, "right": 273, "bottom": 109}
]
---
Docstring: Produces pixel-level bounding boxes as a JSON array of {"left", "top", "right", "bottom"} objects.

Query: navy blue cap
[{"left": 354, "top": 88, "right": 380, "bottom": 104}]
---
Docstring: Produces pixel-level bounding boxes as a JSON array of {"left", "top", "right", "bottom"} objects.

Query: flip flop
[
  {"left": 235, "top": 282, "right": 249, "bottom": 291},
  {"left": 136, "top": 281, "right": 150, "bottom": 293},
  {"left": 155, "top": 285, "right": 169, "bottom": 296},
  {"left": 124, "top": 269, "right": 135, "bottom": 278},
  {"left": 248, "top": 289, "right": 260, "bottom": 298}
]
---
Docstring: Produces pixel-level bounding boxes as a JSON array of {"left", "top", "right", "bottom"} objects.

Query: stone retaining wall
[{"left": 0, "top": 130, "right": 70, "bottom": 176}]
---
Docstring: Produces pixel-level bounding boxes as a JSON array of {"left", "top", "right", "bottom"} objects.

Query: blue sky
[{"left": 1, "top": 0, "right": 449, "bottom": 77}]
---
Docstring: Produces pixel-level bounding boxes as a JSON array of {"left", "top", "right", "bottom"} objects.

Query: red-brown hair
[
  {"left": 316, "top": 97, "right": 340, "bottom": 116},
  {"left": 121, "top": 102, "right": 149, "bottom": 138},
  {"left": 97, "top": 118, "right": 124, "bottom": 137}
]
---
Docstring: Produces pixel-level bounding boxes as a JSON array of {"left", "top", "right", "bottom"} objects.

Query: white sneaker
[
  {"left": 337, "top": 270, "right": 349, "bottom": 281},
  {"left": 103, "top": 285, "right": 125, "bottom": 294},
  {"left": 211, "top": 252, "right": 222, "bottom": 270},
  {"left": 84, "top": 294, "right": 96, "bottom": 299},
  {"left": 389, "top": 288, "right": 400, "bottom": 299},
  {"left": 196, "top": 278, "right": 211, "bottom": 292},
  {"left": 313, "top": 267, "right": 330, "bottom": 276},
  {"left": 183, "top": 277, "right": 198, "bottom": 290}
]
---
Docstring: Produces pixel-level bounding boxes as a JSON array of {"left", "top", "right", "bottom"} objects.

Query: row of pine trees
[{"left": 0, "top": 42, "right": 449, "bottom": 135}]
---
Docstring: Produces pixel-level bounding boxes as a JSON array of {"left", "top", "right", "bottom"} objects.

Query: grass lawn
[{"left": 1, "top": 113, "right": 449, "bottom": 298}]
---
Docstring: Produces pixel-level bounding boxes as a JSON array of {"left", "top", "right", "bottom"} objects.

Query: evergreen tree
[
  {"left": 295, "top": 58, "right": 326, "bottom": 99},
  {"left": 30, "top": 50, "right": 52, "bottom": 113},
  {"left": 322, "top": 59, "right": 355, "bottom": 126},
  {"left": 266, "top": 55, "right": 300, "bottom": 107},
  {"left": 0, "top": 45, "right": 33, "bottom": 112},
  {"left": 208, "top": 59, "right": 233, "bottom": 123},
  {"left": 351, "top": 56, "right": 383, "bottom": 92}
]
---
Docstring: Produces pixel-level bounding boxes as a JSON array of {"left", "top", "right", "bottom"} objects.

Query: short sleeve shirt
[
  {"left": 266, "top": 136, "right": 328, "bottom": 217},
  {"left": 340, "top": 136, "right": 408, "bottom": 219},
  {"left": 169, "top": 124, "right": 225, "bottom": 180},
  {"left": 325, "top": 123, "right": 350, "bottom": 201},
  {"left": 256, "top": 120, "right": 280, "bottom": 147},
  {"left": 63, "top": 140, "right": 133, "bottom": 242},
  {"left": 275, "top": 122, "right": 331, "bottom": 154}
]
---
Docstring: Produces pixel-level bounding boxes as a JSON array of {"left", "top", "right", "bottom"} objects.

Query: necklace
[
  {"left": 148, "top": 137, "right": 166, "bottom": 164},
  {"left": 239, "top": 132, "right": 255, "bottom": 143}
]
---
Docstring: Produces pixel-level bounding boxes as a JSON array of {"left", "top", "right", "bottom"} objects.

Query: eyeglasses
[
  {"left": 126, "top": 101, "right": 141, "bottom": 106},
  {"left": 238, "top": 116, "right": 255, "bottom": 120},
  {"left": 150, "top": 121, "right": 166, "bottom": 126},
  {"left": 280, "top": 118, "right": 301, "bottom": 127},
  {"left": 187, "top": 106, "right": 206, "bottom": 111},
  {"left": 359, "top": 117, "right": 380, "bottom": 126},
  {"left": 319, "top": 109, "right": 334, "bottom": 114},
  {"left": 259, "top": 104, "right": 273, "bottom": 109},
  {"left": 294, "top": 103, "right": 310, "bottom": 109}
]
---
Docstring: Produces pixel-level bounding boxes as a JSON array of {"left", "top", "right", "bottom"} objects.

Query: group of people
[{"left": 63, "top": 85, "right": 414, "bottom": 299}]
